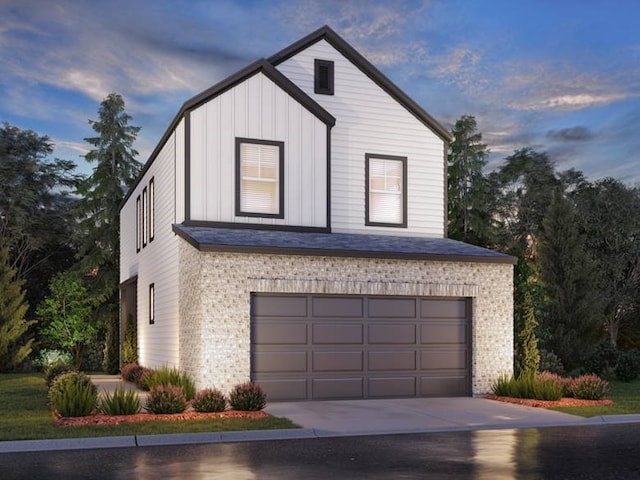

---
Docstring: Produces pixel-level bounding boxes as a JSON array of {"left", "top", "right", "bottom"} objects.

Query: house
[{"left": 119, "top": 25, "right": 515, "bottom": 401}]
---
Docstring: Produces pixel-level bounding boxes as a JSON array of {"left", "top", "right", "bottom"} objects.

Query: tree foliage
[
  {"left": 0, "top": 242, "right": 35, "bottom": 371},
  {"left": 37, "top": 272, "right": 98, "bottom": 369},
  {"left": 73, "top": 93, "right": 142, "bottom": 373},
  {"left": 514, "top": 290, "right": 540, "bottom": 377}
]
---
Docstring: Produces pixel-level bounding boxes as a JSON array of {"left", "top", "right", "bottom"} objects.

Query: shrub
[
  {"left": 538, "top": 349, "right": 565, "bottom": 375},
  {"left": 121, "top": 363, "right": 143, "bottom": 383},
  {"left": 144, "top": 385, "right": 187, "bottom": 414},
  {"left": 98, "top": 386, "right": 141, "bottom": 415},
  {"left": 48, "top": 371, "right": 97, "bottom": 417},
  {"left": 192, "top": 388, "right": 227, "bottom": 413},
  {"left": 614, "top": 351, "right": 640, "bottom": 382},
  {"left": 491, "top": 374, "right": 512, "bottom": 397},
  {"left": 536, "top": 371, "right": 570, "bottom": 396},
  {"left": 568, "top": 374, "right": 608, "bottom": 400},
  {"left": 144, "top": 366, "right": 195, "bottom": 400},
  {"left": 45, "top": 361, "right": 76, "bottom": 387},
  {"left": 229, "top": 382, "right": 267, "bottom": 411},
  {"left": 490, "top": 373, "right": 562, "bottom": 401},
  {"left": 137, "top": 367, "right": 155, "bottom": 390},
  {"left": 584, "top": 342, "right": 618, "bottom": 378}
]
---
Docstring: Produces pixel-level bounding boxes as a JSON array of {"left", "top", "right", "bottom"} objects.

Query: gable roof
[
  {"left": 268, "top": 25, "right": 452, "bottom": 143},
  {"left": 173, "top": 225, "right": 516, "bottom": 264}
]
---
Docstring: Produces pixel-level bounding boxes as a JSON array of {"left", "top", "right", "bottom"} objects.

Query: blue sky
[{"left": 2, "top": 0, "right": 639, "bottom": 183}]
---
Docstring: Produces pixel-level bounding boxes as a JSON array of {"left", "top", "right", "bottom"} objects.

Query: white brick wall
[{"left": 178, "top": 240, "right": 513, "bottom": 396}]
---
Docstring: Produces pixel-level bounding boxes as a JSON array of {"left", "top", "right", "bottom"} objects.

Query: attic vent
[{"left": 314, "top": 59, "right": 334, "bottom": 95}]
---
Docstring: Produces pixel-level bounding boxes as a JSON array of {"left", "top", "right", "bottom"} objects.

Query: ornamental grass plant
[
  {"left": 48, "top": 371, "right": 98, "bottom": 417},
  {"left": 98, "top": 386, "right": 141, "bottom": 415}
]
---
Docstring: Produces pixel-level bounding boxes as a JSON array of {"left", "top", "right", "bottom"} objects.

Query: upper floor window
[
  {"left": 136, "top": 177, "right": 155, "bottom": 253},
  {"left": 149, "top": 177, "right": 155, "bottom": 242},
  {"left": 235, "top": 138, "right": 284, "bottom": 218},
  {"left": 365, "top": 154, "right": 407, "bottom": 228},
  {"left": 136, "top": 195, "right": 141, "bottom": 252},
  {"left": 149, "top": 283, "right": 155, "bottom": 325},
  {"left": 142, "top": 186, "right": 148, "bottom": 247},
  {"left": 314, "top": 59, "right": 334, "bottom": 95}
]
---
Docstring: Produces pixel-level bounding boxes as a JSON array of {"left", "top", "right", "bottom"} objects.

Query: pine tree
[
  {"left": 74, "top": 93, "right": 142, "bottom": 373},
  {"left": 514, "top": 290, "right": 540, "bottom": 377},
  {"left": 0, "top": 243, "right": 35, "bottom": 371}
]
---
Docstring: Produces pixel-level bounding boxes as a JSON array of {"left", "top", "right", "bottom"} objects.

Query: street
[{"left": 1, "top": 424, "right": 639, "bottom": 479}]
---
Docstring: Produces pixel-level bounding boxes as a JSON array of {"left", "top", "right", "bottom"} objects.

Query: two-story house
[{"left": 119, "top": 26, "right": 515, "bottom": 401}]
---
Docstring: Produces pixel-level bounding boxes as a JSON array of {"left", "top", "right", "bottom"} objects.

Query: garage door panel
[
  {"left": 368, "top": 350, "right": 416, "bottom": 371},
  {"left": 368, "top": 324, "right": 416, "bottom": 344},
  {"left": 260, "top": 379, "right": 307, "bottom": 401},
  {"left": 421, "top": 299, "right": 467, "bottom": 318},
  {"left": 312, "top": 297, "right": 363, "bottom": 317},
  {"left": 253, "top": 351, "right": 308, "bottom": 373},
  {"left": 420, "top": 349, "right": 467, "bottom": 370},
  {"left": 253, "top": 323, "right": 307, "bottom": 345},
  {"left": 420, "top": 375, "right": 468, "bottom": 396},
  {"left": 313, "top": 323, "right": 363, "bottom": 344},
  {"left": 313, "top": 351, "right": 363, "bottom": 371},
  {"left": 368, "top": 377, "right": 416, "bottom": 397},
  {"left": 313, "top": 378, "right": 363, "bottom": 399},
  {"left": 420, "top": 323, "right": 466, "bottom": 344},
  {"left": 253, "top": 295, "right": 308, "bottom": 317},
  {"left": 368, "top": 298, "right": 416, "bottom": 318}
]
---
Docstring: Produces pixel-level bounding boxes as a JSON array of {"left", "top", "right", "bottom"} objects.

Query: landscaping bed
[
  {"left": 487, "top": 395, "right": 613, "bottom": 409},
  {"left": 55, "top": 410, "right": 269, "bottom": 427}
]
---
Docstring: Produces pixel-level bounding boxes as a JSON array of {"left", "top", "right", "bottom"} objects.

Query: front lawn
[
  {"left": 550, "top": 379, "right": 640, "bottom": 417},
  {"left": 0, "top": 373, "right": 298, "bottom": 441}
]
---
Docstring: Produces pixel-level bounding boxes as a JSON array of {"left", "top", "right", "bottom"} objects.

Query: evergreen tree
[
  {"left": 0, "top": 243, "right": 35, "bottom": 371},
  {"left": 74, "top": 93, "right": 142, "bottom": 373},
  {"left": 447, "top": 115, "right": 493, "bottom": 245},
  {"left": 514, "top": 290, "right": 539, "bottom": 377},
  {"left": 538, "top": 191, "right": 602, "bottom": 370}
]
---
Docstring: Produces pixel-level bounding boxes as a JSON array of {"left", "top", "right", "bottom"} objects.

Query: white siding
[
  {"left": 120, "top": 132, "right": 180, "bottom": 369},
  {"left": 188, "top": 72, "right": 328, "bottom": 228},
  {"left": 276, "top": 40, "right": 446, "bottom": 237}
]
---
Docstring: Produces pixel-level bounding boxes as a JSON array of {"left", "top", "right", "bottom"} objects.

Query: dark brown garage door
[{"left": 251, "top": 294, "right": 471, "bottom": 401}]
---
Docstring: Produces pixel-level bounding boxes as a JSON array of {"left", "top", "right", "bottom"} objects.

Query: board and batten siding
[
  {"left": 188, "top": 72, "right": 328, "bottom": 228},
  {"left": 120, "top": 131, "right": 180, "bottom": 368},
  {"left": 276, "top": 39, "right": 446, "bottom": 237}
]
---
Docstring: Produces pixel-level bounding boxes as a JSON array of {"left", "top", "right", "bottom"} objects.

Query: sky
[{"left": 2, "top": 0, "right": 639, "bottom": 183}]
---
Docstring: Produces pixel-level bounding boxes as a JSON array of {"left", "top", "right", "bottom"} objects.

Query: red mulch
[
  {"left": 55, "top": 410, "right": 269, "bottom": 427},
  {"left": 486, "top": 395, "right": 613, "bottom": 409}
]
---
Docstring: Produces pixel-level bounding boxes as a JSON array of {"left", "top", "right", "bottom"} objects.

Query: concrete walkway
[{"left": 2, "top": 375, "right": 639, "bottom": 453}]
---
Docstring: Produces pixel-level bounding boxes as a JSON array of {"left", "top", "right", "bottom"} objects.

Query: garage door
[{"left": 251, "top": 294, "right": 471, "bottom": 401}]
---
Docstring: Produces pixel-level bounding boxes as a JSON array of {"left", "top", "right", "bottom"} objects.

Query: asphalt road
[{"left": 2, "top": 424, "right": 639, "bottom": 479}]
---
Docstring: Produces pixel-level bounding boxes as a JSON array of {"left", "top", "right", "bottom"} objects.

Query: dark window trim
[
  {"left": 314, "top": 59, "right": 334, "bottom": 95},
  {"left": 149, "top": 283, "right": 155, "bottom": 325},
  {"left": 142, "top": 186, "right": 148, "bottom": 247},
  {"left": 136, "top": 195, "right": 141, "bottom": 253},
  {"left": 235, "top": 137, "right": 285, "bottom": 219},
  {"left": 149, "top": 177, "right": 155, "bottom": 242},
  {"left": 365, "top": 153, "right": 408, "bottom": 228}
]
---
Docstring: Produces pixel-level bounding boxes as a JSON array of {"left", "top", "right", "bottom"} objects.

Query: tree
[
  {"left": 0, "top": 123, "right": 81, "bottom": 313},
  {"left": 0, "top": 242, "right": 35, "bottom": 371},
  {"left": 514, "top": 290, "right": 539, "bottom": 377},
  {"left": 538, "top": 191, "right": 603, "bottom": 370},
  {"left": 575, "top": 178, "right": 640, "bottom": 347},
  {"left": 447, "top": 115, "right": 494, "bottom": 245},
  {"left": 37, "top": 272, "right": 97, "bottom": 369},
  {"left": 74, "top": 93, "right": 142, "bottom": 373}
]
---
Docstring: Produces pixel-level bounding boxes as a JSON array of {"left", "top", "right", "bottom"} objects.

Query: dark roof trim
[
  {"left": 182, "top": 220, "right": 330, "bottom": 234},
  {"left": 120, "top": 59, "right": 336, "bottom": 209},
  {"left": 268, "top": 25, "right": 453, "bottom": 143},
  {"left": 172, "top": 225, "right": 517, "bottom": 265}
]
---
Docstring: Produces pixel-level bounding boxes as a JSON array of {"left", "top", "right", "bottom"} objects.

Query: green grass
[
  {"left": 0, "top": 373, "right": 298, "bottom": 441},
  {"left": 550, "top": 379, "right": 640, "bottom": 417}
]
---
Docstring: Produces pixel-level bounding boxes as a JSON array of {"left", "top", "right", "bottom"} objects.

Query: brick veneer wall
[{"left": 178, "top": 240, "right": 513, "bottom": 396}]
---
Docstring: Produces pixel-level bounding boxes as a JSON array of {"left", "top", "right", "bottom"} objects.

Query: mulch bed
[
  {"left": 55, "top": 410, "right": 269, "bottom": 427},
  {"left": 486, "top": 395, "right": 613, "bottom": 409}
]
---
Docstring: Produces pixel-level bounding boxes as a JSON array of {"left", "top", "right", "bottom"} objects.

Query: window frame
[
  {"left": 149, "top": 283, "right": 155, "bottom": 325},
  {"left": 365, "top": 153, "right": 408, "bottom": 228},
  {"left": 148, "top": 177, "right": 155, "bottom": 243},
  {"left": 314, "top": 59, "right": 334, "bottom": 95},
  {"left": 142, "top": 186, "right": 148, "bottom": 247},
  {"left": 235, "top": 137, "right": 285, "bottom": 219},
  {"left": 136, "top": 195, "right": 141, "bottom": 252}
]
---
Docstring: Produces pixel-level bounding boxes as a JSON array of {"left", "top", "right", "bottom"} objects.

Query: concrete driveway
[{"left": 264, "top": 397, "right": 588, "bottom": 436}]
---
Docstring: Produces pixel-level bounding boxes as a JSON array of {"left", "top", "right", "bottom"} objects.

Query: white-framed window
[
  {"left": 365, "top": 154, "right": 407, "bottom": 227},
  {"left": 235, "top": 138, "right": 284, "bottom": 218},
  {"left": 136, "top": 195, "right": 141, "bottom": 252},
  {"left": 149, "top": 177, "right": 155, "bottom": 242},
  {"left": 149, "top": 283, "right": 155, "bottom": 325}
]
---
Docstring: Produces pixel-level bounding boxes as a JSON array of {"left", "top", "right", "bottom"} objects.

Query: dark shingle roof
[{"left": 173, "top": 225, "right": 516, "bottom": 264}]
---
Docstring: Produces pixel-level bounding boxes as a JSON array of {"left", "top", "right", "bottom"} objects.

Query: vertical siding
[
  {"left": 188, "top": 72, "right": 328, "bottom": 228},
  {"left": 276, "top": 40, "right": 446, "bottom": 238},
  {"left": 120, "top": 132, "right": 180, "bottom": 369}
]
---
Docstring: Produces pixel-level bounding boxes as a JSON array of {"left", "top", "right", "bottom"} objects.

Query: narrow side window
[
  {"left": 314, "top": 59, "right": 334, "bottom": 95},
  {"left": 149, "top": 283, "right": 155, "bottom": 325},
  {"left": 149, "top": 177, "right": 155, "bottom": 242},
  {"left": 136, "top": 195, "right": 141, "bottom": 253},
  {"left": 142, "top": 187, "right": 148, "bottom": 247}
]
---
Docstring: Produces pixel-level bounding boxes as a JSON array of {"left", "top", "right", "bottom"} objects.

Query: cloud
[
  {"left": 546, "top": 126, "right": 595, "bottom": 142},
  {"left": 523, "top": 93, "right": 633, "bottom": 111}
]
